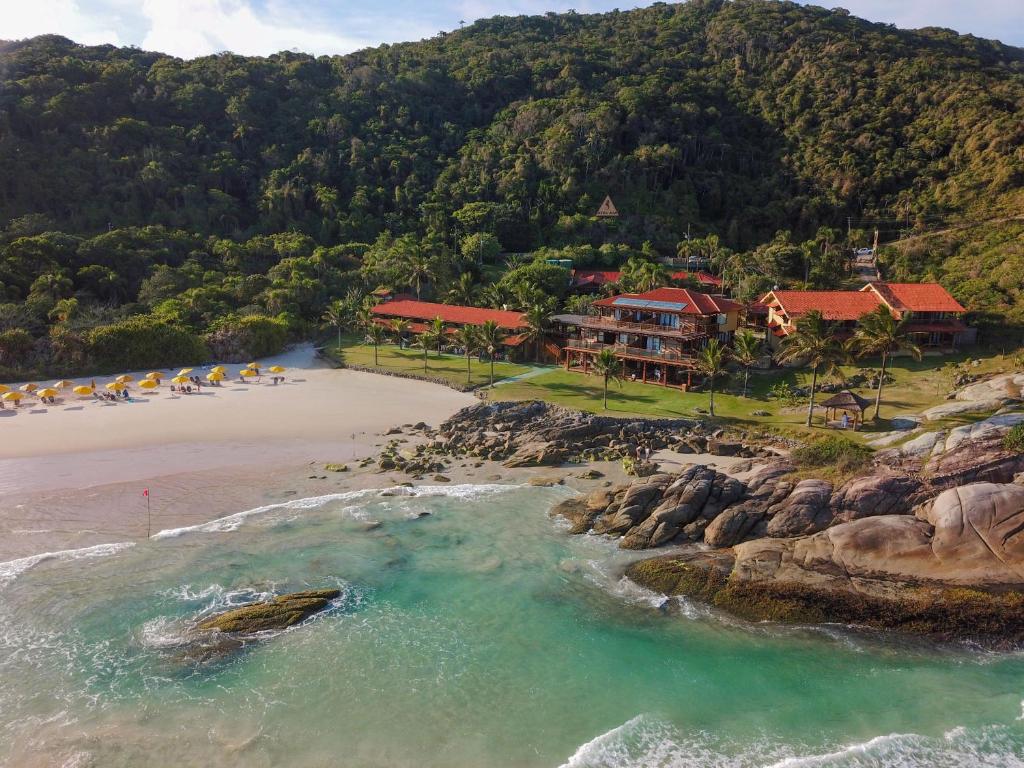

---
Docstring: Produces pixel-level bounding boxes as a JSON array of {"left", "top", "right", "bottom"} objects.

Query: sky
[{"left": 3, "top": 0, "right": 1022, "bottom": 58}]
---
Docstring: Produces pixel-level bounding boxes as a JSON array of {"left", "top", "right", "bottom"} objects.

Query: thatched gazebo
[{"left": 820, "top": 389, "right": 871, "bottom": 430}]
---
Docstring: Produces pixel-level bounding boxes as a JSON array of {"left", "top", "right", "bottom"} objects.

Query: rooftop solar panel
[{"left": 612, "top": 298, "right": 688, "bottom": 311}]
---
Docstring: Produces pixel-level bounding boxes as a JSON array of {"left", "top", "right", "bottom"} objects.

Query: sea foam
[
  {"left": 559, "top": 715, "right": 1024, "bottom": 768},
  {"left": 150, "top": 483, "right": 524, "bottom": 539},
  {"left": 0, "top": 542, "right": 135, "bottom": 589}
]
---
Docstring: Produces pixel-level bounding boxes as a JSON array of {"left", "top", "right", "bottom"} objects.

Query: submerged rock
[{"left": 196, "top": 589, "right": 341, "bottom": 634}]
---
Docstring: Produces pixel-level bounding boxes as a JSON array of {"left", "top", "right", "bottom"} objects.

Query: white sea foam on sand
[
  {"left": 0, "top": 542, "right": 134, "bottom": 589},
  {"left": 150, "top": 483, "right": 523, "bottom": 539}
]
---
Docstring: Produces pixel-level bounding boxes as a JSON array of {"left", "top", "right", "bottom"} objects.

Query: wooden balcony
[
  {"left": 580, "top": 315, "right": 707, "bottom": 340},
  {"left": 564, "top": 340, "right": 699, "bottom": 368}
]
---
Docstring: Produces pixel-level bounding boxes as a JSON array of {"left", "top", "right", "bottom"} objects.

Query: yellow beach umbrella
[
  {"left": 171, "top": 376, "right": 190, "bottom": 384},
  {"left": 0, "top": 384, "right": 9, "bottom": 394},
  {"left": 268, "top": 365, "right": 286, "bottom": 374},
  {"left": 145, "top": 371, "right": 163, "bottom": 380},
  {"left": 115, "top": 374, "right": 133, "bottom": 384},
  {"left": 104, "top": 381, "right": 124, "bottom": 391},
  {"left": 177, "top": 368, "right": 194, "bottom": 376},
  {"left": 246, "top": 362, "right": 260, "bottom": 369},
  {"left": 138, "top": 379, "right": 158, "bottom": 391},
  {"left": 53, "top": 379, "right": 75, "bottom": 389},
  {"left": 211, "top": 365, "right": 227, "bottom": 374},
  {"left": 36, "top": 387, "right": 59, "bottom": 398},
  {"left": 206, "top": 371, "right": 225, "bottom": 382},
  {"left": 73, "top": 385, "right": 93, "bottom": 396},
  {"left": 2, "top": 391, "right": 24, "bottom": 401},
  {"left": 239, "top": 369, "right": 257, "bottom": 378},
  {"left": 19, "top": 383, "right": 37, "bottom": 393}
]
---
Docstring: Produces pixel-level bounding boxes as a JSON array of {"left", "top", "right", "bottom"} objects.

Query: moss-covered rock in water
[
  {"left": 196, "top": 589, "right": 340, "bottom": 634},
  {"left": 625, "top": 554, "right": 1024, "bottom": 647}
]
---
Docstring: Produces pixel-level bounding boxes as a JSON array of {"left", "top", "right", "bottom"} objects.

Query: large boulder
[
  {"left": 926, "top": 432, "right": 1024, "bottom": 489},
  {"left": 592, "top": 475, "right": 674, "bottom": 536},
  {"left": 503, "top": 441, "right": 566, "bottom": 468},
  {"left": 196, "top": 589, "right": 340, "bottom": 634},
  {"left": 828, "top": 474, "right": 923, "bottom": 524},
  {"left": 765, "top": 479, "right": 834, "bottom": 537}
]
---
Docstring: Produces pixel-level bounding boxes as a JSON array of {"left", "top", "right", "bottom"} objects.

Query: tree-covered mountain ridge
[
  {"left": 2, "top": 0, "right": 1022, "bottom": 247},
  {"left": 0, "top": 0, "right": 1023, "bottom": 377}
]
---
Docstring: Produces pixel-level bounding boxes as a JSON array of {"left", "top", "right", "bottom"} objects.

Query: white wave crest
[
  {"left": 150, "top": 483, "right": 522, "bottom": 539},
  {"left": 558, "top": 717, "right": 1024, "bottom": 768},
  {"left": 0, "top": 542, "right": 134, "bottom": 589}
]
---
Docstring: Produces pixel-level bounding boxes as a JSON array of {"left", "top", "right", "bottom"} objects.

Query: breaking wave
[
  {"left": 0, "top": 542, "right": 135, "bottom": 589},
  {"left": 558, "top": 714, "right": 1024, "bottom": 768}
]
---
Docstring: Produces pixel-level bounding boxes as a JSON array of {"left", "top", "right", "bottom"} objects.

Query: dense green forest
[{"left": 0, "top": 0, "right": 1022, "bottom": 374}]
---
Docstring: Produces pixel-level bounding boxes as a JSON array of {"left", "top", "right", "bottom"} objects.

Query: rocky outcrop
[
  {"left": 430, "top": 401, "right": 774, "bottom": 465},
  {"left": 765, "top": 479, "right": 834, "bottom": 537},
  {"left": 196, "top": 589, "right": 340, "bottom": 634},
  {"left": 624, "top": 481, "right": 1024, "bottom": 645},
  {"left": 925, "top": 430, "right": 1024, "bottom": 489}
]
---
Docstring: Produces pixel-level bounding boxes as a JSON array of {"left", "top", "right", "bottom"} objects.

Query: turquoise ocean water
[{"left": 1, "top": 483, "right": 1023, "bottom": 767}]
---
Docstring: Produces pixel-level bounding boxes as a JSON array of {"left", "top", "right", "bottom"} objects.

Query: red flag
[{"left": 142, "top": 488, "right": 149, "bottom": 497}]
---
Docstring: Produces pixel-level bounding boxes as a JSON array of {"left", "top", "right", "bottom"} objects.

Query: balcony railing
[
  {"left": 580, "top": 315, "right": 707, "bottom": 340},
  {"left": 564, "top": 340, "right": 699, "bottom": 366}
]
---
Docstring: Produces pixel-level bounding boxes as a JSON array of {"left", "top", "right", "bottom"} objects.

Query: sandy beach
[{"left": 0, "top": 345, "right": 476, "bottom": 560}]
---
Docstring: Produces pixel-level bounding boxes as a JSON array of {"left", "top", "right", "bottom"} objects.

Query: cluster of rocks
[
  {"left": 789, "top": 369, "right": 894, "bottom": 397},
  {"left": 549, "top": 412, "right": 1024, "bottom": 643},
  {"left": 552, "top": 463, "right": 928, "bottom": 551},
  {"left": 431, "top": 401, "right": 772, "bottom": 467}
]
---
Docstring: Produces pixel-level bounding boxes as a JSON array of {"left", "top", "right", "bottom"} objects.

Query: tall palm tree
[
  {"left": 455, "top": 324, "right": 480, "bottom": 384},
  {"left": 407, "top": 252, "right": 432, "bottom": 300},
  {"left": 446, "top": 272, "right": 479, "bottom": 306},
  {"left": 365, "top": 323, "right": 387, "bottom": 367},
  {"left": 477, "top": 320, "right": 506, "bottom": 387},
  {"left": 590, "top": 347, "right": 623, "bottom": 410},
  {"left": 388, "top": 318, "right": 411, "bottom": 348},
  {"left": 428, "top": 316, "right": 446, "bottom": 356},
  {"left": 731, "top": 331, "right": 762, "bottom": 398},
  {"left": 522, "top": 304, "right": 548, "bottom": 362},
  {"left": 853, "top": 305, "right": 922, "bottom": 420},
  {"left": 696, "top": 338, "right": 727, "bottom": 417},
  {"left": 777, "top": 310, "right": 842, "bottom": 427},
  {"left": 415, "top": 328, "right": 441, "bottom": 374},
  {"left": 321, "top": 301, "right": 345, "bottom": 350}
]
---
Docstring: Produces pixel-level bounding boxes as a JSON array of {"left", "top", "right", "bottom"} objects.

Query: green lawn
[
  {"left": 494, "top": 348, "right": 1022, "bottom": 438},
  {"left": 329, "top": 336, "right": 532, "bottom": 388}
]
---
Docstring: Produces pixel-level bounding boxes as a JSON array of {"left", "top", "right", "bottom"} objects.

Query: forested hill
[
  {"left": 1, "top": 0, "right": 1022, "bottom": 250},
  {"left": 0, "top": 0, "right": 1023, "bottom": 377}
]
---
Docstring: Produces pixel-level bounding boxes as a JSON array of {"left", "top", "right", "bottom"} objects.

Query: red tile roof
[
  {"left": 572, "top": 270, "right": 621, "bottom": 287},
  {"left": 571, "top": 269, "right": 722, "bottom": 288},
  {"left": 671, "top": 270, "right": 723, "bottom": 287},
  {"left": 371, "top": 300, "right": 527, "bottom": 330},
  {"left": 595, "top": 287, "right": 742, "bottom": 315},
  {"left": 864, "top": 282, "right": 966, "bottom": 314},
  {"left": 765, "top": 290, "right": 882, "bottom": 321}
]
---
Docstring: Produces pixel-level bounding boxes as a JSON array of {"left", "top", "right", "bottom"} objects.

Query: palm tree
[
  {"left": 428, "top": 316, "right": 446, "bottom": 356},
  {"left": 365, "top": 323, "right": 387, "bottom": 367},
  {"left": 321, "top": 301, "right": 345, "bottom": 350},
  {"left": 731, "top": 331, "right": 762, "bottom": 398},
  {"left": 478, "top": 283, "right": 507, "bottom": 310},
  {"left": 522, "top": 304, "right": 548, "bottom": 362},
  {"left": 590, "top": 347, "right": 623, "bottom": 410},
  {"left": 455, "top": 324, "right": 480, "bottom": 384},
  {"left": 415, "top": 328, "right": 441, "bottom": 374},
  {"left": 853, "top": 305, "right": 922, "bottom": 420},
  {"left": 777, "top": 310, "right": 842, "bottom": 427},
  {"left": 696, "top": 338, "right": 727, "bottom": 417},
  {"left": 446, "top": 272, "right": 479, "bottom": 306},
  {"left": 407, "top": 252, "right": 432, "bottom": 300},
  {"left": 477, "top": 320, "right": 506, "bottom": 387},
  {"left": 388, "top": 318, "right": 411, "bottom": 348}
]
